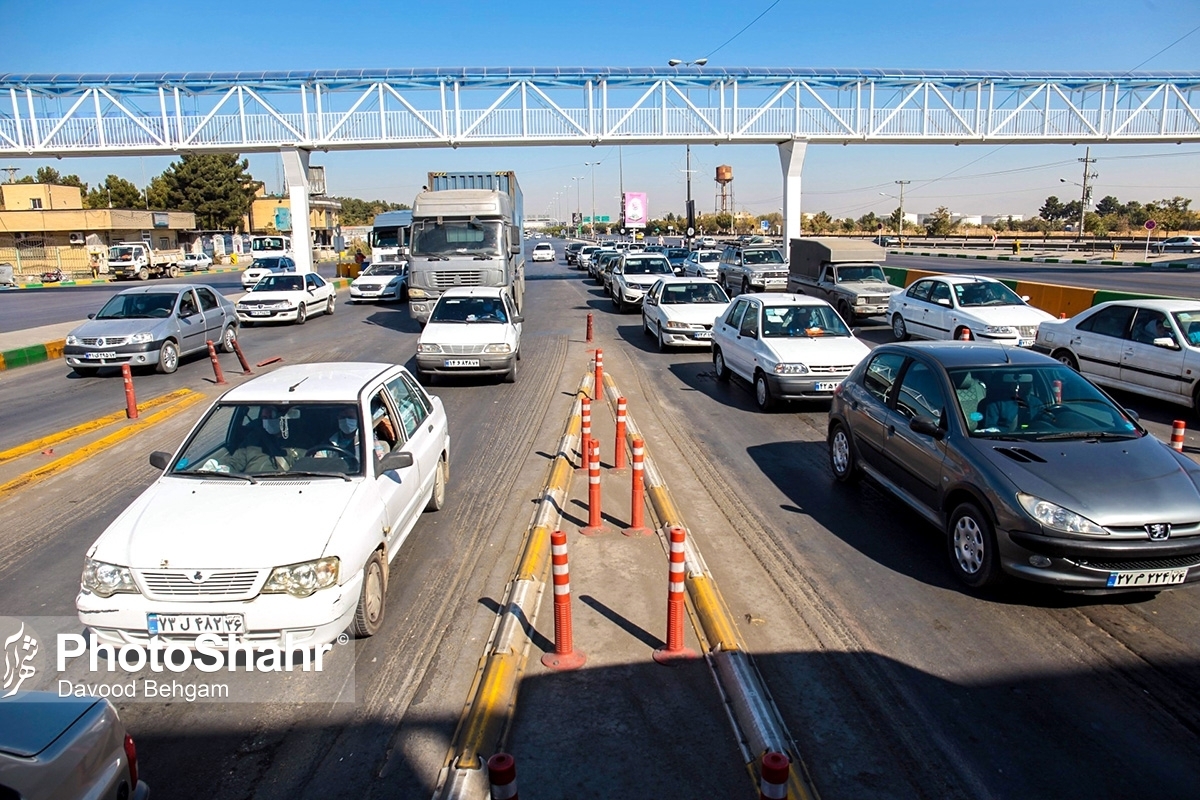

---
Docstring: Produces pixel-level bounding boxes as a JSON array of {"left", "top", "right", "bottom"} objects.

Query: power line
[{"left": 702, "top": 0, "right": 784, "bottom": 61}]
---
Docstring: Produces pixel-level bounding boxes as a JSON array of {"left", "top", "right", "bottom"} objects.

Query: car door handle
[
  {"left": 427, "top": 424, "right": 434, "bottom": 432},
  {"left": 886, "top": 424, "right": 895, "bottom": 436}
]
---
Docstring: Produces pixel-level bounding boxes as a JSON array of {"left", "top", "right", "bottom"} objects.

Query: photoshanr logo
[{"left": 2, "top": 621, "right": 39, "bottom": 698}]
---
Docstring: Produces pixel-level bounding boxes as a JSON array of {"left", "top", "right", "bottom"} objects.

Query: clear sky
[{"left": 2, "top": 0, "right": 1198, "bottom": 223}]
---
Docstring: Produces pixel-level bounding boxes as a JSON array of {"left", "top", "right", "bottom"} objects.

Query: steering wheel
[
  {"left": 1030, "top": 404, "right": 1070, "bottom": 425},
  {"left": 304, "top": 444, "right": 356, "bottom": 461}
]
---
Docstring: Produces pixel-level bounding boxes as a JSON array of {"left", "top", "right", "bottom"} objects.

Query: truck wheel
[
  {"left": 168, "top": 264, "right": 180, "bottom": 279},
  {"left": 138, "top": 267, "right": 149, "bottom": 281},
  {"left": 156, "top": 340, "right": 179, "bottom": 374}
]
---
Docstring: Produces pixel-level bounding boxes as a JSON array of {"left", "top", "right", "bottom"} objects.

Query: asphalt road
[{"left": 1, "top": 240, "right": 1199, "bottom": 798}]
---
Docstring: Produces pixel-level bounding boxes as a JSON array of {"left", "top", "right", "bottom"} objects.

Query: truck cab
[{"left": 787, "top": 237, "right": 901, "bottom": 323}]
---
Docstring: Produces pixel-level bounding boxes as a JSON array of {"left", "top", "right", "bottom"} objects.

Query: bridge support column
[
  {"left": 778, "top": 140, "right": 808, "bottom": 246},
  {"left": 280, "top": 147, "right": 314, "bottom": 274}
]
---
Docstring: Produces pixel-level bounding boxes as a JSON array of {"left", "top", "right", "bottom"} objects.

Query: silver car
[
  {"left": 828, "top": 341, "right": 1200, "bottom": 594},
  {"left": 64, "top": 284, "right": 239, "bottom": 376}
]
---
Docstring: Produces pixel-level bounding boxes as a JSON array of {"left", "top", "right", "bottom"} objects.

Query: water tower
[{"left": 715, "top": 165, "right": 733, "bottom": 216}]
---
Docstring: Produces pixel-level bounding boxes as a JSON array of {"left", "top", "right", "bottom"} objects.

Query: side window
[
  {"left": 369, "top": 390, "right": 401, "bottom": 461},
  {"left": 196, "top": 286, "right": 219, "bottom": 311},
  {"left": 385, "top": 374, "right": 428, "bottom": 439},
  {"left": 907, "top": 280, "right": 933, "bottom": 301},
  {"left": 1077, "top": 305, "right": 1135, "bottom": 339},
  {"left": 401, "top": 372, "right": 433, "bottom": 415},
  {"left": 863, "top": 353, "right": 907, "bottom": 404},
  {"left": 929, "top": 282, "right": 952, "bottom": 305},
  {"left": 739, "top": 303, "right": 759, "bottom": 338},
  {"left": 1130, "top": 309, "right": 1174, "bottom": 345},
  {"left": 724, "top": 299, "right": 748, "bottom": 329},
  {"left": 312, "top": 274, "right": 326, "bottom": 288},
  {"left": 895, "top": 362, "right": 947, "bottom": 421},
  {"left": 178, "top": 291, "right": 198, "bottom": 317}
]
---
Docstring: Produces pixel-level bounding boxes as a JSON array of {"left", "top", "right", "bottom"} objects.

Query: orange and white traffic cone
[{"left": 1171, "top": 420, "right": 1186, "bottom": 452}]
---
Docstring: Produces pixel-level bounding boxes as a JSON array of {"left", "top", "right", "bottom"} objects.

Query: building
[{"left": 246, "top": 187, "right": 342, "bottom": 259}]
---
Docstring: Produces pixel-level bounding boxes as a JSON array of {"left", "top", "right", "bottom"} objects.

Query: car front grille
[
  {"left": 139, "top": 569, "right": 262, "bottom": 598},
  {"left": 81, "top": 336, "right": 129, "bottom": 347},
  {"left": 439, "top": 344, "right": 487, "bottom": 355},
  {"left": 431, "top": 271, "right": 483, "bottom": 288},
  {"left": 1017, "top": 326, "right": 1038, "bottom": 338},
  {"left": 1070, "top": 555, "right": 1200, "bottom": 572},
  {"left": 808, "top": 364, "right": 858, "bottom": 374},
  {"left": 862, "top": 296, "right": 889, "bottom": 305}
]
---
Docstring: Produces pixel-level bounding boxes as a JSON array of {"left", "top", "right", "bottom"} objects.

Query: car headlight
[
  {"left": 128, "top": 332, "right": 154, "bottom": 344},
  {"left": 484, "top": 343, "right": 513, "bottom": 354},
  {"left": 1017, "top": 493, "right": 1107, "bottom": 535},
  {"left": 66, "top": 334, "right": 80, "bottom": 345},
  {"left": 773, "top": 363, "right": 810, "bottom": 375},
  {"left": 262, "top": 557, "right": 340, "bottom": 598},
  {"left": 984, "top": 325, "right": 1015, "bottom": 335},
  {"left": 408, "top": 288, "right": 428, "bottom": 299},
  {"left": 82, "top": 558, "right": 140, "bottom": 597},
  {"left": 665, "top": 320, "right": 692, "bottom": 330},
  {"left": 417, "top": 343, "right": 443, "bottom": 354}
]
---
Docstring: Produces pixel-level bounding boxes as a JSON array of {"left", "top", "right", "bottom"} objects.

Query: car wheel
[
  {"left": 296, "top": 303, "right": 307, "bottom": 325},
  {"left": 837, "top": 301, "right": 854, "bottom": 324},
  {"left": 643, "top": 315, "right": 652, "bottom": 336},
  {"left": 1052, "top": 349, "right": 1078, "bottom": 371},
  {"left": 241, "top": 320, "right": 254, "bottom": 328},
  {"left": 754, "top": 371, "right": 775, "bottom": 411},
  {"left": 713, "top": 347, "right": 731, "bottom": 381},
  {"left": 156, "top": 340, "right": 179, "bottom": 374},
  {"left": 418, "top": 369, "right": 434, "bottom": 385},
  {"left": 657, "top": 323, "right": 668, "bottom": 351},
  {"left": 326, "top": 295, "right": 335, "bottom": 316},
  {"left": 167, "top": 264, "right": 180, "bottom": 279},
  {"left": 504, "top": 357, "right": 517, "bottom": 383},
  {"left": 947, "top": 502, "right": 1003, "bottom": 589},
  {"left": 72, "top": 366, "right": 100, "bottom": 377},
  {"left": 828, "top": 423, "right": 860, "bottom": 483},
  {"left": 891, "top": 313, "right": 910, "bottom": 341},
  {"left": 220, "top": 325, "right": 237, "bottom": 353},
  {"left": 138, "top": 267, "right": 149, "bottom": 281},
  {"left": 612, "top": 294, "right": 622, "bottom": 311},
  {"left": 742, "top": 278, "right": 751, "bottom": 296},
  {"left": 425, "top": 457, "right": 447, "bottom": 512},
  {"left": 351, "top": 550, "right": 386, "bottom": 638}
]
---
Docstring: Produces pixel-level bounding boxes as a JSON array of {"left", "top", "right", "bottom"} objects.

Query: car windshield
[
  {"left": 95, "top": 293, "right": 177, "bottom": 320},
  {"left": 253, "top": 275, "right": 304, "bottom": 292},
  {"left": 837, "top": 265, "right": 888, "bottom": 282},
  {"left": 761, "top": 305, "right": 851, "bottom": 337},
  {"left": 954, "top": 281, "right": 1024, "bottom": 307},
  {"left": 661, "top": 283, "right": 729, "bottom": 304},
  {"left": 251, "top": 237, "right": 286, "bottom": 253},
  {"left": 251, "top": 258, "right": 282, "bottom": 270},
  {"left": 363, "top": 263, "right": 404, "bottom": 276},
  {"left": 622, "top": 257, "right": 672, "bottom": 275},
  {"left": 1171, "top": 310, "right": 1200, "bottom": 346},
  {"left": 742, "top": 249, "right": 785, "bottom": 265},
  {"left": 170, "top": 403, "right": 363, "bottom": 478},
  {"left": 429, "top": 296, "right": 508, "bottom": 323},
  {"left": 949, "top": 365, "right": 1142, "bottom": 440},
  {"left": 696, "top": 252, "right": 720, "bottom": 262},
  {"left": 665, "top": 248, "right": 690, "bottom": 259},
  {"left": 411, "top": 220, "right": 502, "bottom": 258}
]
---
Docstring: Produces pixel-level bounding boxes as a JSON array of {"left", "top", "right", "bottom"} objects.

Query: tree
[
  {"left": 1095, "top": 195, "right": 1122, "bottom": 217},
  {"left": 14, "top": 166, "right": 88, "bottom": 194},
  {"left": 333, "top": 197, "right": 410, "bottom": 226},
  {"left": 85, "top": 175, "right": 144, "bottom": 209},
  {"left": 1039, "top": 196, "right": 1066, "bottom": 221},
  {"left": 924, "top": 206, "right": 954, "bottom": 237},
  {"left": 808, "top": 211, "right": 834, "bottom": 234},
  {"left": 152, "top": 153, "right": 259, "bottom": 229}
]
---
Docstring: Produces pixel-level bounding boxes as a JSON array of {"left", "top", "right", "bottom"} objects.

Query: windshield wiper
[
  {"left": 273, "top": 470, "right": 353, "bottom": 481},
  {"left": 181, "top": 470, "right": 257, "bottom": 483},
  {"left": 1031, "top": 431, "right": 1139, "bottom": 441},
  {"left": 424, "top": 255, "right": 449, "bottom": 261}
]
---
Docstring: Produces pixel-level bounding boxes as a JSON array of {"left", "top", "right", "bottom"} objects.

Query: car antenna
[{"left": 289, "top": 377, "right": 309, "bottom": 392}]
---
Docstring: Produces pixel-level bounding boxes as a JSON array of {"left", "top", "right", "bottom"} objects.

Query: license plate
[
  {"left": 444, "top": 358, "right": 480, "bottom": 368},
  {"left": 814, "top": 381, "right": 841, "bottom": 391},
  {"left": 84, "top": 351, "right": 117, "bottom": 360},
  {"left": 1018, "top": 338, "right": 1033, "bottom": 347},
  {"left": 147, "top": 613, "right": 244, "bottom": 636},
  {"left": 249, "top": 310, "right": 271, "bottom": 317},
  {"left": 693, "top": 330, "right": 712, "bottom": 340},
  {"left": 1106, "top": 567, "right": 1188, "bottom": 588}
]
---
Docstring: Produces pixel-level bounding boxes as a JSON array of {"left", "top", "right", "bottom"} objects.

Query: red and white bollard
[
  {"left": 958, "top": 327, "right": 972, "bottom": 341},
  {"left": 580, "top": 440, "right": 608, "bottom": 536},
  {"left": 759, "top": 751, "right": 791, "bottom": 800},
  {"left": 541, "top": 530, "right": 586, "bottom": 670},
  {"left": 1172, "top": 420, "right": 1186, "bottom": 452},
  {"left": 578, "top": 395, "right": 592, "bottom": 471},
  {"left": 231, "top": 336, "right": 253, "bottom": 375},
  {"left": 487, "top": 753, "right": 519, "bottom": 800},
  {"left": 613, "top": 396, "right": 628, "bottom": 471},
  {"left": 121, "top": 364, "right": 138, "bottom": 420},
  {"left": 586, "top": 312, "right": 594, "bottom": 344},
  {"left": 1052, "top": 379, "right": 1063, "bottom": 404},
  {"left": 594, "top": 348, "right": 604, "bottom": 398},
  {"left": 623, "top": 435, "right": 651, "bottom": 537},
  {"left": 654, "top": 526, "right": 697, "bottom": 663},
  {"left": 206, "top": 340, "right": 227, "bottom": 385}
]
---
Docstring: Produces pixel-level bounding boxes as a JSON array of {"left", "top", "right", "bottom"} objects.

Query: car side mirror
[
  {"left": 378, "top": 450, "right": 415, "bottom": 471},
  {"left": 513, "top": 315, "right": 524, "bottom": 323},
  {"left": 645, "top": 297, "right": 657, "bottom": 306},
  {"left": 510, "top": 243, "right": 521, "bottom": 255},
  {"left": 1153, "top": 337, "right": 1180, "bottom": 350},
  {"left": 87, "top": 313, "right": 95, "bottom": 319},
  {"left": 936, "top": 298, "right": 952, "bottom": 307},
  {"left": 909, "top": 416, "right": 945, "bottom": 439},
  {"left": 1124, "top": 408, "right": 1140, "bottom": 421},
  {"left": 149, "top": 451, "right": 172, "bottom": 470}
]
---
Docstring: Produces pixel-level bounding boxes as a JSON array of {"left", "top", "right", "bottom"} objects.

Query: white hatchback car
[
  {"left": 76, "top": 362, "right": 451, "bottom": 650},
  {"left": 415, "top": 287, "right": 523, "bottom": 383},
  {"left": 531, "top": 242, "right": 556, "bottom": 262},
  {"left": 712, "top": 293, "right": 871, "bottom": 410},
  {"left": 236, "top": 272, "right": 336, "bottom": 325},
  {"left": 682, "top": 249, "right": 722, "bottom": 279},
  {"left": 888, "top": 275, "right": 1054, "bottom": 346},
  {"left": 641, "top": 277, "right": 730, "bottom": 349},
  {"left": 610, "top": 252, "right": 675, "bottom": 312},
  {"left": 180, "top": 252, "right": 213, "bottom": 272}
]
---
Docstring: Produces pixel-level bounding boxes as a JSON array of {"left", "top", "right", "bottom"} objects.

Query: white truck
[
  {"left": 107, "top": 243, "right": 182, "bottom": 281},
  {"left": 787, "top": 237, "right": 902, "bottom": 323}
]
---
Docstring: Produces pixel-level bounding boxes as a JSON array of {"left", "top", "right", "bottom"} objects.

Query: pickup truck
[
  {"left": 108, "top": 242, "right": 182, "bottom": 280},
  {"left": 787, "top": 237, "right": 901, "bottom": 323}
]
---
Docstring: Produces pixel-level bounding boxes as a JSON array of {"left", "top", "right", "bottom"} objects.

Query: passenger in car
[
  {"left": 227, "top": 406, "right": 291, "bottom": 472},
  {"left": 954, "top": 372, "right": 987, "bottom": 430}
]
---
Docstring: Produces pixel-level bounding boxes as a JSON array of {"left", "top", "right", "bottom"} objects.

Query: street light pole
[
  {"left": 895, "top": 180, "right": 910, "bottom": 241},
  {"left": 585, "top": 161, "right": 600, "bottom": 239},
  {"left": 572, "top": 176, "right": 584, "bottom": 238}
]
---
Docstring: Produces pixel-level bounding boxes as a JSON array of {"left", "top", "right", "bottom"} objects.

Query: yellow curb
[
  {"left": 0, "top": 390, "right": 205, "bottom": 499},
  {"left": 0, "top": 389, "right": 195, "bottom": 466},
  {"left": 45, "top": 340, "right": 65, "bottom": 359}
]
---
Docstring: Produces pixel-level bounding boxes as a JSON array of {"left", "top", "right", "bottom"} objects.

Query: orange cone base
[
  {"left": 653, "top": 646, "right": 698, "bottom": 665},
  {"left": 579, "top": 524, "right": 611, "bottom": 537},
  {"left": 622, "top": 525, "right": 652, "bottom": 537},
  {"left": 541, "top": 649, "right": 587, "bottom": 671}
]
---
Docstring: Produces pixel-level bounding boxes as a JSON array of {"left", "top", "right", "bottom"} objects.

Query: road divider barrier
[
  {"left": 593, "top": 348, "right": 604, "bottom": 398},
  {"left": 654, "top": 526, "right": 697, "bottom": 664},
  {"left": 206, "top": 340, "right": 228, "bottom": 385},
  {"left": 586, "top": 312, "right": 593, "bottom": 344},
  {"left": 759, "top": 752, "right": 791, "bottom": 800},
  {"left": 121, "top": 365, "right": 138, "bottom": 419},
  {"left": 541, "top": 530, "right": 586, "bottom": 671},
  {"left": 613, "top": 397, "right": 627, "bottom": 470},
  {"left": 580, "top": 439, "right": 608, "bottom": 537},
  {"left": 231, "top": 337, "right": 253, "bottom": 375},
  {"left": 622, "top": 435, "right": 651, "bottom": 537},
  {"left": 959, "top": 327, "right": 971, "bottom": 341},
  {"left": 578, "top": 395, "right": 592, "bottom": 471},
  {"left": 487, "top": 753, "right": 518, "bottom": 800},
  {"left": 1172, "top": 420, "right": 1186, "bottom": 452}
]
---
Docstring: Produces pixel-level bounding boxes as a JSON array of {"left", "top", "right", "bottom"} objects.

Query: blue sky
[{"left": 2, "top": 0, "right": 1198, "bottom": 222}]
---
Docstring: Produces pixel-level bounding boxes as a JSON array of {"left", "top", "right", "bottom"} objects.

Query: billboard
[{"left": 623, "top": 192, "right": 647, "bottom": 229}]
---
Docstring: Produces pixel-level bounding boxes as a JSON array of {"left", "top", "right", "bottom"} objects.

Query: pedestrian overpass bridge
[{"left": 3, "top": 66, "right": 1197, "bottom": 263}]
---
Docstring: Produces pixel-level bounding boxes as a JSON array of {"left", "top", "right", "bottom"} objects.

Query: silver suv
[{"left": 717, "top": 243, "right": 788, "bottom": 296}]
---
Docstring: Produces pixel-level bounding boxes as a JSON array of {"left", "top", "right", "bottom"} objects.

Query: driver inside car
[{"left": 225, "top": 406, "right": 295, "bottom": 473}]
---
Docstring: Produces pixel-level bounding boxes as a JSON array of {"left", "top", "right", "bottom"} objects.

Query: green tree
[
  {"left": 924, "top": 206, "right": 954, "bottom": 237},
  {"left": 334, "top": 197, "right": 410, "bottom": 226},
  {"left": 1095, "top": 195, "right": 1122, "bottom": 217},
  {"left": 14, "top": 166, "right": 88, "bottom": 194},
  {"left": 809, "top": 211, "right": 834, "bottom": 234},
  {"left": 152, "top": 154, "right": 259, "bottom": 229},
  {"left": 85, "top": 175, "right": 144, "bottom": 209},
  {"left": 1039, "top": 196, "right": 1066, "bottom": 221}
]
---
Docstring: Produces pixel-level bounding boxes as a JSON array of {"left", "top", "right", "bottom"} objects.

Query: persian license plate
[
  {"left": 693, "top": 330, "right": 712, "bottom": 340},
  {"left": 84, "top": 351, "right": 117, "bottom": 360},
  {"left": 147, "top": 613, "right": 244, "bottom": 636},
  {"left": 1018, "top": 338, "right": 1034, "bottom": 347},
  {"left": 814, "top": 381, "right": 841, "bottom": 391},
  {"left": 249, "top": 310, "right": 271, "bottom": 317},
  {"left": 1106, "top": 567, "right": 1188, "bottom": 588},
  {"left": 444, "top": 358, "right": 480, "bottom": 368}
]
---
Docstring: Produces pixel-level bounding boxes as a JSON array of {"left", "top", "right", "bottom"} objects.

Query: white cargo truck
[
  {"left": 107, "top": 243, "right": 182, "bottom": 281},
  {"left": 787, "top": 237, "right": 902, "bottom": 323}
]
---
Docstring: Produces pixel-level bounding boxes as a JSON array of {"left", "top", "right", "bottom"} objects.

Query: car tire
[
  {"left": 828, "top": 423, "right": 860, "bottom": 483},
  {"left": 156, "top": 340, "right": 179, "bottom": 374},
  {"left": 425, "top": 457, "right": 447, "bottom": 512},
  {"left": 947, "top": 502, "right": 1003, "bottom": 589},
  {"left": 326, "top": 296, "right": 335, "bottom": 316},
  {"left": 657, "top": 323, "right": 668, "bottom": 351},
  {"left": 418, "top": 369, "right": 434, "bottom": 385},
  {"left": 742, "top": 278, "right": 751, "bottom": 296},
  {"left": 613, "top": 294, "right": 622, "bottom": 312},
  {"left": 642, "top": 315, "right": 652, "bottom": 336},
  {"left": 167, "top": 264, "right": 180, "bottom": 279},
  {"left": 241, "top": 320, "right": 254, "bottom": 328},
  {"left": 296, "top": 304, "right": 307, "bottom": 325},
  {"left": 754, "top": 371, "right": 775, "bottom": 411},
  {"left": 220, "top": 325, "right": 237, "bottom": 354},
  {"left": 713, "top": 347, "right": 731, "bottom": 381},
  {"left": 72, "top": 366, "right": 100, "bottom": 377},
  {"left": 1052, "top": 349, "right": 1078, "bottom": 371},
  {"left": 837, "top": 301, "right": 854, "bottom": 324},
  {"left": 891, "top": 313, "right": 910, "bottom": 341},
  {"left": 138, "top": 267, "right": 149, "bottom": 281},
  {"left": 351, "top": 550, "right": 386, "bottom": 638},
  {"left": 504, "top": 357, "right": 517, "bottom": 383}
]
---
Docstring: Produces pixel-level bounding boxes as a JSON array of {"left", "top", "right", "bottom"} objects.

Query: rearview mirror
[
  {"left": 378, "top": 450, "right": 415, "bottom": 471},
  {"left": 909, "top": 416, "right": 945, "bottom": 439},
  {"left": 1153, "top": 337, "right": 1180, "bottom": 350}
]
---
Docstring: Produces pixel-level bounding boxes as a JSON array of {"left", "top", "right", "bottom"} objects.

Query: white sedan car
[
  {"left": 180, "top": 252, "right": 213, "bottom": 272},
  {"left": 531, "top": 242, "right": 556, "bottom": 262},
  {"left": 240, "top": 256, "right": 297, "bottom": 289},
  {"left": 610, "top": 252, "right": 675, "bottom": 312},
  {"left": 236, "top": 272, "right": 336, "bottom": 325},
  {"left": 682, "top": 249, "right": 722, "bottom": 279},
  {"left": 888, "top": 274, "right": 1054, "bottom": 346},
  {"left": 76, "top": 362, "right": 451, "bottom": 650},
  {"left": 712, "top": 293, "right": 871, "bottom": 410},
  {"left": 349, "top": 262, "right": 407, "bottom": 303},
  {"left": 415, "top": 286, "right": 523, "bottom": 383},
  {"left": 641, "top": 277, "right": 730, "bottom": 350}
]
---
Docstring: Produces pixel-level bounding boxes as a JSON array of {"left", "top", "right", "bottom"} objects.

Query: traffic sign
[
  {"left": 686, "top": 226, "right": 695, "bottom": 237},
  {"left": 1145, "top": 219, "right": 1157, "bottom": 230},
  {"left": 760, "top": 219, "right": 770, "bottom": 231}
]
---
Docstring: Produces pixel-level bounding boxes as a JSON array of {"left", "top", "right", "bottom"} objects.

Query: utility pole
[
  {"left": 585, "top": 161, "right": 600, "bottom": 239},
  {"left": 895, "top": 180, "right": 910, "bottom": 241},
  {"left": 1076, "top": 147, "right": 1097, "bottom": 242},
  {"left": 1, "top": 166, "right": 19, "bottom": 183}
]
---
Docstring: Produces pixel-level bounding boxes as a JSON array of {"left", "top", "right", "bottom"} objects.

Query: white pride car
[
  {"left": 236, "top": 272, "right": 336, "bottom": 325},
  {"left": 712, "top": 293, "right": 871, "bottom": 410},
  {"left": 75, "top": 362, "right": 451, "bottom": 651},
  {"left": 888, "top": 274, "right": 1054, "bottom": 345},
  {"left": 415, "top": 286, "right": 523, "bottom": 384},
  {"left": 641, "top": 277, "right": 730, "bottom": 349},
  {"left": 530, "top": 242, "right": 556, "bottom": 262}
]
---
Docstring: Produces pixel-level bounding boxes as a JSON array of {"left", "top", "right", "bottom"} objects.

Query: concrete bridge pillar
[
  {"left": 778, "top": 139, "right": 808, "bottom": 246},
  {"left": 280, "top": 147, "right": 314, "bottom": 273}
]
